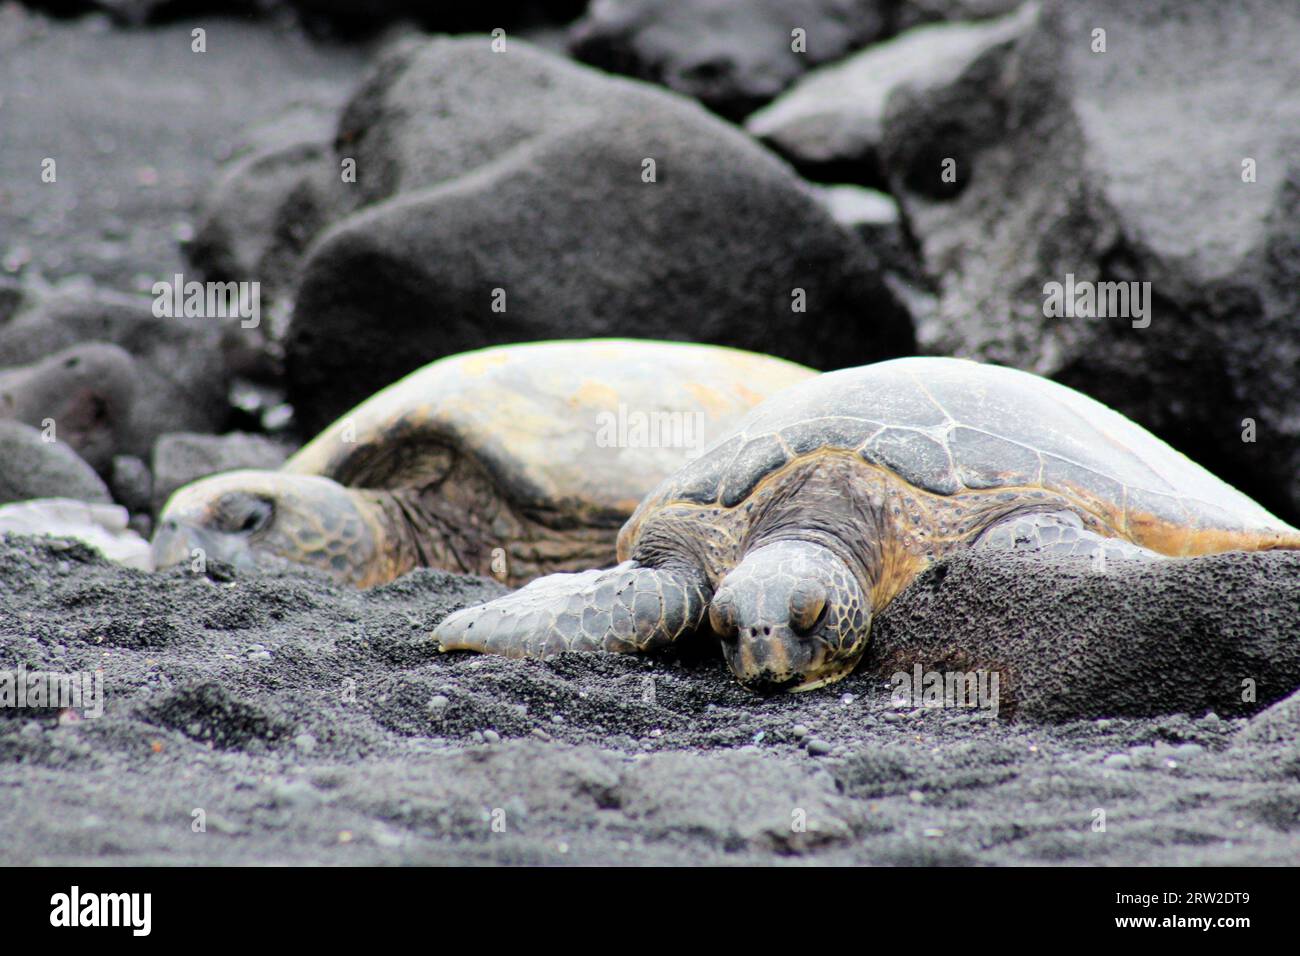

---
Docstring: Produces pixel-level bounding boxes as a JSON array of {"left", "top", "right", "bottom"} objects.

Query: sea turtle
[
  {"left": 151, "top": 340, "right": 814, "bottom": 587},
  {"left": 435, "top": 357, "right": 1300, "bottom": 692}
]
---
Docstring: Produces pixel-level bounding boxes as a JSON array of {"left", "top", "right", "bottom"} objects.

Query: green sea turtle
[
  {"left": 151, "top": 340, "right": 814, "bottom": 587},
  {"left": 435, "top": 357, "right": 1300, "bottom": 692}
]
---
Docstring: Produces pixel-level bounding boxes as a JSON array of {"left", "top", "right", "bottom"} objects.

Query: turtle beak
[
  {"left": 151, "top": 519, "right": 258, "bottom": 574},
  {"left": 721, "top": 623, "right": 825, "bottom": 695}
]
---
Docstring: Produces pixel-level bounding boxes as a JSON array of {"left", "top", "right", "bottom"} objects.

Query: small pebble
[
  {"left": 792, "top": 724, "right": 808, "bottom": 739},
  {"left": 483, "top": 729, "right": 501, "bottom": 744},
  {"left": 427, "top": 695, "right": 450, "bottom": 711},
  {"left": 292, "top": 733, "right": 317, "bottom": 754},
  {"left": 806, "top": 738, "right": 833, "bottom": 756},
  {"left": 1102, "top": 753, "right": 1131, "bottom": 769}
]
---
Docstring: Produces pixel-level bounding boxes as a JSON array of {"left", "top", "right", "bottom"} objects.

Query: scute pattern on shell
[{"left": 641, "top": 357, "right": 1292, "bottom": 540}]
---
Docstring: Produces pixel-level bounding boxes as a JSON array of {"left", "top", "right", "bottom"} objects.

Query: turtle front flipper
[
  {"left": 434, "top": 562, "right": 710, "bottom": 657},
  {"left": 974, "top": 509, "right": 1160, "bottom": 564}
]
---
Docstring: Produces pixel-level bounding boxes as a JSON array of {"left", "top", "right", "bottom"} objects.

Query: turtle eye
[
  {"left": 708, "top": 594, "right": 738, "bottom": 640},
  {"left": 789, "top": 584, "right": 827, "bottom": 635},
  {"left": 217, "top": 494, "right": 274, "bottom": 536}
]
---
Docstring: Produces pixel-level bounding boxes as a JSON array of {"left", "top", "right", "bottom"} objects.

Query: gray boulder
[
  {"left": 0, "top": 277, "right": 23, "bottom": 324},
  {"left": 567, "top": 0, "right": 1023, "bottom": 120},
  {"left": 0, "top": 342, "right": 137, "bottom": 473},
  {"left": 109, "top": 454, "right": 153, "bottom": 516},
  {"left": 879, "top": 0, "right": 1300, "bottom": 523},
  {"left": 286, "top": 37, "right": 912, "bottom": 432},
  {"left": 0, "top": 421, "right": 112, "bottom": 505},
  {"left": 151, "top": 431, "right": 291, "bottom": 515},
  {"left": 0, "top": 498, "right": 152, "bottom": 569},
  {"left": 22, "top": 1, "right": 584, "bottom": 31},
  {"left": 183, "top": 97, "right": 349, "bottom": 323},
  {"left": 747, "top": 6, "right": 1033, "bottom": 184},
  {"left": 869, "top": 548, "right": 1300, "bottom": 722},
  {"left": 185, "top": 140, "right": 341, "bottom": 313},
  {"left": 288, "top": 1, "right": 587, "bottom": 36},
  {"left": 814, "top": 185, "right": 929, "bottom": 287},
  {"left": 0, "top": 287, "right": 234, "bottom": 463},
  {"left": 24, "top": 1, "right": 268, "bottom": 27}
]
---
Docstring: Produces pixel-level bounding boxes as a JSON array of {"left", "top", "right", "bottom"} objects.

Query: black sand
[{"left": 3, "top": 535, "right": 1297, "bottom": 865}]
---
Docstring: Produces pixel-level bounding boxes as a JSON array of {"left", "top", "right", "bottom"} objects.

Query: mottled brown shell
[{"left": 627, "top": 357, "right": 1299, "bottom": 557}]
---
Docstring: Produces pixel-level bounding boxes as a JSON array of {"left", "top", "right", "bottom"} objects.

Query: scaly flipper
[
  {"left": 434, "top": 562, "right": 710, "bottom": 657},
  {"left": 974, "top": 509, "right": 1160, "bottom": 563}
]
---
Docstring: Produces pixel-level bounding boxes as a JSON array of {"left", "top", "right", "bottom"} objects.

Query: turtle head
[
  {"left": 151, "top": 471, "right": 385, "bottom": 587},
  {"left": 709, "top": 540, "right": 871, "bottom": 693}
]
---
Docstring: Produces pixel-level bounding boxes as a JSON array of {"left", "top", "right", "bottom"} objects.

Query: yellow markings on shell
[
  {"left": 458, "top": 350, "right": 514, "bottom": 378},
  {"left": 683, "top": 381, "right": 739, "bottom": 419},
  {"left": 568, "top": 380, "right": 621, "bottom": 410}
]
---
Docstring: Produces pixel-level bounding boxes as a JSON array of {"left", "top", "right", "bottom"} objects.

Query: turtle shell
[
  {"left": 635, "top": 357, "right": 1297, "bottom": 552},
  {"left": 284, "top": 339, "right": 815, "bottom": 523}
]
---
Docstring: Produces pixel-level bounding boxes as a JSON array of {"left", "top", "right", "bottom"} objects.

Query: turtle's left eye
[
  {"left": 217, "top": 494, "right": 274, "bottom": 535},
  {"left": 789, "top": 583, "right": 827, "bottom": 635},
  {"left": 708, "top": 593, "right": 738, "bottom": 640}
]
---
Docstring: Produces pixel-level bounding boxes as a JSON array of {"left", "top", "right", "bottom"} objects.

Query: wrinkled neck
[
  {"left": 744, "top": 455, "right": 888, "bottom": 598},
  {"left": 358, "top": 487, "right": 518, "bottom": 586},
  {"left": 346, "top": 489, "right": 426, "bottom": 587}
]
